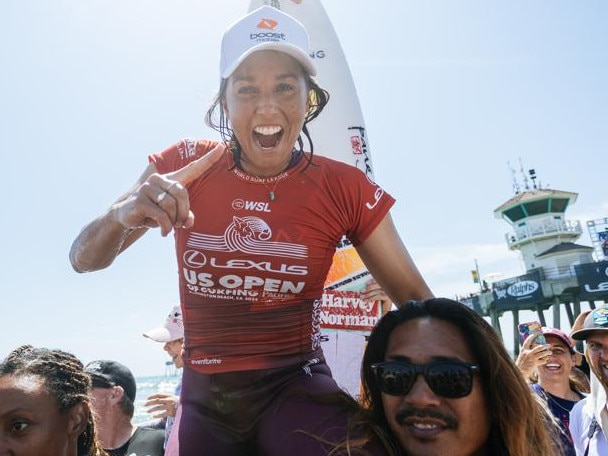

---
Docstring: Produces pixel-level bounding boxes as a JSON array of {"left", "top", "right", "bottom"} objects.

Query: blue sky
[{"left": 1, "top": 0, "right": 606, "bottom": 376}]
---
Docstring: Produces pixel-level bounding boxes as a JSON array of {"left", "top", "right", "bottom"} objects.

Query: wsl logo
[{"left": 232, "top": 199, "right": 271, "bottom": 213}]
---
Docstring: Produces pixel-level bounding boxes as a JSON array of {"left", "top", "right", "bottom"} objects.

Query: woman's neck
[
  {"left": 236, "top": 149, "right": 301, "bottom": 178},
  {"left": 539, "top": 379, "right": 578, "bottom": 401}
]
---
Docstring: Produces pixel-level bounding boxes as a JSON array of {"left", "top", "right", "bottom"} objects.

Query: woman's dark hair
[
  {"left": 360, "top": 298, "right": 564, "bottom": 456},
  {"left": 0, "top": 345, "right": 107, "bottom": 456},
  {"left": 205, "top": 64, "right": 329, "bottom": 169}
]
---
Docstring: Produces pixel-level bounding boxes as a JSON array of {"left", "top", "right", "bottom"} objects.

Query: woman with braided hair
[{"left": 0, "top": 345, "right": 107, "bottom": 456}]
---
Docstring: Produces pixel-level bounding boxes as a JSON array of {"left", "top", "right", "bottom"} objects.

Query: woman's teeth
[
  {"left": 254, "top": 125, "right": 282, "bottom": 135},
  {"left": 254, "top": 125, "right": 282, "bottom": 148}
]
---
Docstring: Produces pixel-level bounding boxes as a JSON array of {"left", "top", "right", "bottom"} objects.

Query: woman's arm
[
  {"left": 69, "top": 144, "right": 224, "bottom": 273},
  {"left": 70, "top": 162, "right": 167, "bottom": 272},
  {"left": 356, "top": 214, "right": 434, "bottom": 306}
]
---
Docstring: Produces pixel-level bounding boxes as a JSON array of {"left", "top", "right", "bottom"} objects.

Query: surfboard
[{"left": 247, "top": 0, "right": 380, "bottom": 396}]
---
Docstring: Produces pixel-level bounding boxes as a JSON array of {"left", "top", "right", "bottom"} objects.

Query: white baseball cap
[
  {"left": 220, "top": 5, "right": 316, "bottom": 79},
  {"left": 143, "top": 305, "right": 184, "bottom": 342}
]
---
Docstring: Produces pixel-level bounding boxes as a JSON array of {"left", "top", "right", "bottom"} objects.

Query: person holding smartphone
[{"left": 516, "top": 326, "right": 587, "bottom": 456}]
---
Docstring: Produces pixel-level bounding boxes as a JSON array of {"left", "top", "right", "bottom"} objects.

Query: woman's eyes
[
  {"left": 11, "top": 420, "right": 30, "bottom": 433},
  {"left": 237, "top": 86, "right": 258, "bottom": 95},
  {"left": 275, "top": 83, "right": 295, "bottom": 93},
  {"left": 236, "top": 83, "right": 296, "bottom": 95}
]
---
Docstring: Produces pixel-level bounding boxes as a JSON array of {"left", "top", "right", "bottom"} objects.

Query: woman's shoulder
[
  {"left": 151, "top": 138, "right": 227, "bottom": 174},
  {"left": 310, "top": 153, "right": 362, "bottom": 170},
  {"left": 306, "top": 154, "right": 374, "bottom": 183},
  {"left": 176, "top": 138, "right": 223, "bottom": 159}
]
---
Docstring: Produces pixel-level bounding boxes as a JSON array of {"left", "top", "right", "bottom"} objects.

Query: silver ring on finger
[{"left": 156, "top": 191, "right": 168, "bottom": 204}]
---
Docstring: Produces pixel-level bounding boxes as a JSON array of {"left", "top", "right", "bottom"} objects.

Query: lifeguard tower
[
  {"left": 496, "top": 182, "right": 586, "bottom": 273},
  {"left": 463, "top": 167, "right": 608, "bottom": 354}
]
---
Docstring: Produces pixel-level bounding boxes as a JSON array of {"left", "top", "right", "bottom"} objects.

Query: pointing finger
[{"left": 168, "top": 143, "right": 225, "bottom": 186}]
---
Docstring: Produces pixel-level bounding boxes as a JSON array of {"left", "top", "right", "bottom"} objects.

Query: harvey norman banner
[
  {"left": 320, "top": 290, "right": 380, "bottom": 331},
  {"left": 574, "top": 261, "right": 608, "bottom": 301},
  {"left": 492, "top": 270, "right": 544, "bottom": 311}
]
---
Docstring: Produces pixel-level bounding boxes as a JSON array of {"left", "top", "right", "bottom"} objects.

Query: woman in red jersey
[{"left": 70, "top": 7, "right": 432, "bottom": 455}]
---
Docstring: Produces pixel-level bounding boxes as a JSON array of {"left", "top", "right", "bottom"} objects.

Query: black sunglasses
[
  {"left": 370, "top": 360, "right": 480, "bottom": 399},
  {"left": 90, "top": 374, "right": 116, "bottom": 389}
]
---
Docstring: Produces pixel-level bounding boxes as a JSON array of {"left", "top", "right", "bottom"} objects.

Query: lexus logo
[{"left": 183, "top": 250, "right": 207, "bottom": 268}]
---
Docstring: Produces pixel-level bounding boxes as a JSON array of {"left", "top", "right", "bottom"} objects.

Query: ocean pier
[{"left": 460, "top": 169, "right": 608, "bottom": 355}]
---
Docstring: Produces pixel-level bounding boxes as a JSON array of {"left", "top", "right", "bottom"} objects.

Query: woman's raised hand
[
  {"left": 112, "top": 144, "right": 224, "bottom": 236},
  {"left": 515, "top": 333, "right": 551, "bottom": 381}
]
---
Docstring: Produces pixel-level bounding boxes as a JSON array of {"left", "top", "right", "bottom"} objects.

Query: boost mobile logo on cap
[
  {"left": 257, "top": 18, "right": 278, "bottom": 30},
  {"left": 251, "top": 18, "right": 286, "bottom": 42}
]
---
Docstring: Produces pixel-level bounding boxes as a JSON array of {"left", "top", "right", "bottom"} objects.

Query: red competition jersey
[{"left": 150, "top": 139, "right": 395, "bottom": 373}]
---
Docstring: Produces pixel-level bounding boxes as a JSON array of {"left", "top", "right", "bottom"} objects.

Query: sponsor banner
[
  {"left": 322, "top": 238, "right": 379, "bottom": 331},
  {"left": 574, "top": 261, "right": 608, "bottom": 300},
  {"left": 492, "top": 270, "right": 544, "bottom": 310},
  {"left": 321, "top": 290, "right": 380, "bottom": 331},
  {"left": 324, "top": 238, "right": 368, "bottom": 290}
]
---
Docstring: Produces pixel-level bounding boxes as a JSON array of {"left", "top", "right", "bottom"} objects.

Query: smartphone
[{"left": 518, "top": 321, "right": 547, "bottom": 346}]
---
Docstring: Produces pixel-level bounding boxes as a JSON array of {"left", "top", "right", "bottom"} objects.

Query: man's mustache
[{"left": 395, "top": 406, "right": 458, "bottom": 430}]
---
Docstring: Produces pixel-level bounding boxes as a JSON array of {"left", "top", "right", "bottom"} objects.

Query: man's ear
[
  {"left": 68, "top": 402, "right": 89, "bottom": 438},
  {"left": 111, "top": 385, "right": 125, "bottom": 404}
]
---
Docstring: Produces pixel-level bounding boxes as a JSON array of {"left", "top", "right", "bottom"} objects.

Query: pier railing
[{"left": 505, "top": 219, "right": 582, "bottom": 246}]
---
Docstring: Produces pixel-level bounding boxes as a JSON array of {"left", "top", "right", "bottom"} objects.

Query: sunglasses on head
[
  {"left": 90, "top": 375, "right": 116, "bottom": 389},
  {"left": 370, "top": 360, "right": 480, "bottom": 399}
]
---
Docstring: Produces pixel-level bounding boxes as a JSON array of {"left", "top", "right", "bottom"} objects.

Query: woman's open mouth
[{"left": 254, "top": 125, "right": 283, "bottom": 149}]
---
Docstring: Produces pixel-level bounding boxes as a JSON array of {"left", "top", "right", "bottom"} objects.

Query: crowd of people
[
  {"left": 4, "top": 300, "right": 608, "bottom": 456},
  {"left": 2, "top": 5, "right": 606, "bottom": 456}
]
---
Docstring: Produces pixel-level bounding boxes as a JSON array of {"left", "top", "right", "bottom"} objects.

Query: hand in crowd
[
  {"left": 515, "top": 334, "right": 552, "bottom": 381},
  {"left": 112, "top": 143, "right": 224, "bottom": 237},
  {"left": 361, "top": 278, "right": 393, "bottom": 315},
  {"left": 145, "top": 392, "right": 180, "bottom": 419}
]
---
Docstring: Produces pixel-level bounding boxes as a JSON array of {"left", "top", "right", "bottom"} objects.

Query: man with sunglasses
[{"left": 359, "top": 298, "right": 563, "bottom": 456}]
